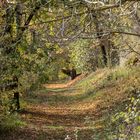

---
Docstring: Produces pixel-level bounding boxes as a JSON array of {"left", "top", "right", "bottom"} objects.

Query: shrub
[{"left": 111, "top": 87, "right": 140, "bottom": 140}]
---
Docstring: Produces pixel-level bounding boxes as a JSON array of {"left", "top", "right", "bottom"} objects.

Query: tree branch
[
  {"left": 13, "top": 0, "right": 48, "bottom": 44},
  {"left": 110, "top": 31, "right": 140, "bottom": 37},
  {"left": 79, "top": 31, "right": 140, "bottom": 39}
]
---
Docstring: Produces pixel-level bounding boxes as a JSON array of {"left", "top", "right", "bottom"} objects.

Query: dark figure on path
[
  {"left": 70, "top": 68, "right": 77, "bottom": 80},
  {"left": 61, "top": 68, "right": 80, "bottom": 80}
]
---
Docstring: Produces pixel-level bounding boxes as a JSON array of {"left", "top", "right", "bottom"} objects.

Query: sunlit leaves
[
  {"left": 112, "top": 88, "right": 140, "bottom": 139},
  {"left": 69, "top": 39, "right": 96, "bottom": 72}
]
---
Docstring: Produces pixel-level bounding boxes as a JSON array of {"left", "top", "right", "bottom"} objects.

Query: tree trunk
[
  {"left": 14, "top": 92, "right": 20, "bottom": 110},
  {"left": 12, "top": 76, "right": 20, "bottom": 111},
  {"left": 101, "top": 45, "right": 107, "bottom": 66}
]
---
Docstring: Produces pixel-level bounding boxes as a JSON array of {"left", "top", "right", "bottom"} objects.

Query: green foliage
[
  {"left": 73, "top": 67, "right": 140, "bottom": 139},
  {"left": 69, "top": 39, "right": 96, "bottom": 72},
  {"left": 126, "top": 55, "right": 140, "bottom": 67},
  {"left": 111, "top": 88, "right": 140, "bottom": 140},
  {"left": 0, "top": 0, "right": 140, "bottom": 138},
  {"left": 0, "top": 113, "right": 26, "bottom": 130},
  {"left": 106, "top": 68, "right": 132, "bottom": 81}
]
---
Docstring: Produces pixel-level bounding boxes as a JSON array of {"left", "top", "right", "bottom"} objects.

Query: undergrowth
[{"left": 0, "top": 113, "right": 26, "bottom": 131}]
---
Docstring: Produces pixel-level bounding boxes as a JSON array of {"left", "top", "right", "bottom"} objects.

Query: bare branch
[{"left": 110, "top": 31, "right": 140, "bottom": 37}]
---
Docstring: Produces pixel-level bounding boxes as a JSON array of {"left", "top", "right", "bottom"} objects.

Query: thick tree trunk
[
  {"left": 101, "top": 45, "right": 107, "bottom": 66},
  {"left": 93, "top": 14, "right": 119, "bottom": 67},
  {"left": 93, "top": 15, "right": 108, "bottom": 66}
]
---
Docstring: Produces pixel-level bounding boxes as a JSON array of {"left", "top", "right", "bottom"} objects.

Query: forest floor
[{"left": 0, "top": 67, "right": 140, "bottom": 140}]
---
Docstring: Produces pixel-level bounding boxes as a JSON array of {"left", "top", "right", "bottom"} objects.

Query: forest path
[
  {"left": 19, "top": 73, "right": 109, "bottom": 140},
  {"left": 1, "top": 69, "right": 131, "bottom": 140},
  {"left": 1, "top": 68, "right": 139, "bottom": 140},
  {"left": 19, "top": 70, "right": 122, "bottom": 140}
]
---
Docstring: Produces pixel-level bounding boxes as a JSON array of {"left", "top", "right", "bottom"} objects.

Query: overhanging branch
[
  {"left": 111, "top": 31, "right": 140, "bottom": 37},
  {"left": 79, "top": 31, "right": 140, "bottom": 39}
]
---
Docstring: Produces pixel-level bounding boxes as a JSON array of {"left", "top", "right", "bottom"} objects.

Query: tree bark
[{"left": 100, "top": 45, "right": 107, "bottom": 66}]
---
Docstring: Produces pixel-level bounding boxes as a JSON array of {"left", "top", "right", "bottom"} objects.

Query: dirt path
[
  {"left": 12, "top": 71, "right": 114, "bottom": 140},
  {"left": 1, "top": 68, "right": 138, "bottom": 140},
  {"left": 14, "top": 77, "right": 105, "bottom": 140},
  {"left": 1, "top": 68, "right": 139, "bottom": 140},
  {"left": 21, "top": 90, "right": 102, "bottom": 131},
  {"left": 1, "top": 70, "right": 124, "bottom": 140}
]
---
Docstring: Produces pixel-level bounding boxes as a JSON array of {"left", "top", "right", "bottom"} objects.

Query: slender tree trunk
[{"left": 12, "top": 2, "right": 23, "bottom": 111}]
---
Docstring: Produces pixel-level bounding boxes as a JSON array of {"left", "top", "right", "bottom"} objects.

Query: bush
[
  {"left": 0, "top": 113, "right": 26, "bottom": 131},
  {"left": 111, "top": 87, "right": 140, "bottom": 140}
]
